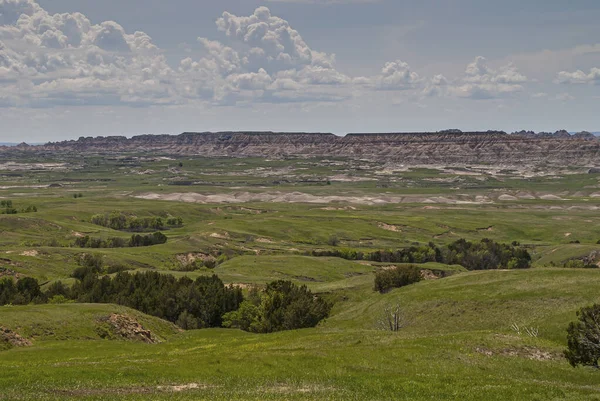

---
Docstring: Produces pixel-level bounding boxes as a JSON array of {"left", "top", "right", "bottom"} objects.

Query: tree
[
  {"left": 223, "top": 281, "right": 331, "bottom": 333},
  {"left": 565, "top": 304, "right": 600, "bottom": 368},
  {"left": 16, "top": 277, "right": 43, "bottom": 304},
  {"left": 222, "top": 301, "right": 262, "bottom": 332}
]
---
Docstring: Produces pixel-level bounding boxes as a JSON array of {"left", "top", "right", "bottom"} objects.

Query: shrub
[
  {"left": 374, "top": 265, "right": 422, "bottom": 293},
  {"left": 48, "top": 295, "right": 70, "bottom": 304},
  {"left": 222, "top": 280, "right": 331, "bottom": 333},
  {"left": 376, "top": 303, "right": 410, "bottom": 332},
  {"left": 327, "top": 235, "right": 339, "bottom": 247},
  {"left": 565, "top": 304, "right": 600, "bottom": 368}
]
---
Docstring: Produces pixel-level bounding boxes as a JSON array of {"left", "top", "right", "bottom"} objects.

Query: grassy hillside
[
  {"left": 0, "top": 303, "right": 180, "bottom": 342},
  {"left": 1, "top": 269, "right": 600, "bottom": 400}
]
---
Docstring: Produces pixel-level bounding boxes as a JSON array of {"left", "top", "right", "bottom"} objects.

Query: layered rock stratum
[{"left": 3, "top": 131, "right": 599, "bottom": 166}]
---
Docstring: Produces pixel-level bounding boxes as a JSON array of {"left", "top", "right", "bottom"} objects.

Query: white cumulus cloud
[
  {"left": 0, "top": 1, "right": 542, "bottom": 109},
  {"left": 427, "top": 56, "right": 529, "bottom": 100},
  {"left": 556, "top": 68, "right": 600, "bottom": 85}
]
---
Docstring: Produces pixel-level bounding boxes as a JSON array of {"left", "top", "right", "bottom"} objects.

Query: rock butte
[{"left": 2, "top": 131, "right": 599, "bottom": 166}]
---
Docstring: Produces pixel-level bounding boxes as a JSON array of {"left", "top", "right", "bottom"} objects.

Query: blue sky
[{"left": 1, "top": 0, "right": 599, "bottom": 142}]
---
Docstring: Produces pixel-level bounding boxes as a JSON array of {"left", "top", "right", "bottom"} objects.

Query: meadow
[{"left": 1, "top": 154, "right": 600, "bottom": 400}]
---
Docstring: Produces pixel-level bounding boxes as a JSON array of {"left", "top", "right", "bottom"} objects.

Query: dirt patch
[
  {"left": 229, "top": 283, "right": 253, "bottom": 290},
  {"left": 97, "top": 314, "right": 159, "bottom": 344},
  {"left": 238, "top": 207, "right": 265, "bottom": 214},
  {"left": 265, "top": 384, "right": 336, "bottom": 394},
  {"left": 20, "top": 250, "right": 38, "bottom": 257},
  {"left": 176, "top": 252, "right": 215, "bottom": 265},
  {"left": 564, "top": 233, "right": 572, "bottom": 237},
  {"left": 72, "top": 231, "right": 85, "bottom": 238},
  {"left": 477, "top": 226, "right": 494, "bottom": 232},
  {"left": 475, "top": 346, "right": 559, "bottom": 361},
  {"left": 0, "top": 267, "right": 24, "bottom": 279},
  {"left": 157, "top": 383, "right": 211, "bottom": 392},
  {"left": 1, "top": 327, "right": 32, "bottom": 347},
  {"left": 210, "top": 232, "right": 230, "bottom": 239},
  {"left": 420, "top": 269, "right": 439, "bottom": 280},
  {"left": 540, "top": 194, "right": 564, "bottom": 201},
  {"left": 255, "top": 237, "right": 275, "bottom": 244},
  {"left": 378, "top": 222, "right": 402, "bottom": 232}
]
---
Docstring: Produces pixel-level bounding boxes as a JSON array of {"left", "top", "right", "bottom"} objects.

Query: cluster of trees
[
  {"left": 70, "top": 271, "right": 243, "bottom": 328},
  {"left": 445, "top": 239, "right": 531, "bottom": 270},
  {"left": 222, "top": 281, "right": 331, "bottom": 333},
  {"left": 0, "top": 277, "right": 45, "bottom": 305},
  {"left": 74, "top": 233, "right": 167, "bottom": 248},
  {"left": 312, "top": 239, "right": 531, "bottom": 271},
  {"left": 1, "top": 200, "right": 37, "bottom": 214},
  {"left": 1, "top": 272, "right": 332, "bottom": 333},
  {"left": 90, "top": 211, "right": 183, "bottom": 232},
  {"left": 71, "top": 253, "right": 130, "bottom": 279},
  {"left": 374, "top": 265, "right": 422, "bottom": 293}
]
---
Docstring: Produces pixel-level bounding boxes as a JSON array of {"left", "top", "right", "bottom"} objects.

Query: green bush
[
  {"left": 223, "top": 280, "right": 331, "bottom": 333},
  {"left": 565, "top": 304, "right": 600, "bottom": 368},
  {"left": 374, "top": 265, "right": 422, "bottom": 293}
]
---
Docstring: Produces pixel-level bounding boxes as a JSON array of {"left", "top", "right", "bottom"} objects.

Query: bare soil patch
[
  {"left": 1, "top": 327, "right": 32, "bottom": 347},
  {"left": 210, "top": 232, "right": 230, "bottom": 239},
  {"left": 0, "top": 267, "right": 24, "bottom": 279},
  {"left": 255, "top": 237, "right": 275, "bottom": 243},
  {"left": 176, "top": 252, "right": 215, "bottom": 266},
  {"left": 378, "top": 222, "right": 402, "bottom": 232},
  {"left": 157, "top": 383, "right": 213, "bottom": 392},
  {"left": 420, "top": 269, "right": 439, "bottom": 280},
  {"left": 475, "top": 346, "right": 559, "bottom": 361},
  {"left": 135, "top": 192, "right": 492, "bottom": 206},
  {"left": 97, "top": 314, "right": 159, "bottom": 344}
]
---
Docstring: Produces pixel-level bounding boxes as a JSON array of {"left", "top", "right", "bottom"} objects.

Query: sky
[{"left": 0, "top": 0, "right": 599, "bottom": 142}]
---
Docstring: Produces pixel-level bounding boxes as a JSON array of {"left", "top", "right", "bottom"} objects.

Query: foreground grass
[
  {"left": 2, "top": 269, "right": 600, "bottom": 400},
  {"left": 1, "top": 328, "right": 599, "bottom": 400}
]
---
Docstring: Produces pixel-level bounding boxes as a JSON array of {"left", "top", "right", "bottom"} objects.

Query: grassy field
[
  {"left": 2, "top": 269, "right": 600, "bottom": 400},
  {"left": 1, "top": 155, "right": 600, "bottom": 399}
]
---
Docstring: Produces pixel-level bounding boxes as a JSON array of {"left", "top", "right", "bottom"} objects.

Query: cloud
[
  {"left": 0, "top": 0, "right": 177, "bottom": 107},
  {"left": 355, "top": 60, "right": 421, "bottom": 90},
  {"left": 555, "top": 92, "right": 575, "bottom": 102},
  {"left": 186, "top": 6, "right": 352, "bottom": 104},
  {"left": 556, "top": 68, "right": 600, "bottom": 85},
  {"left": 0, "top": 1, "right": 540, "bottom": 109},
  {"left": 426, "top": 56, "right": 528, "bottom": 100}
]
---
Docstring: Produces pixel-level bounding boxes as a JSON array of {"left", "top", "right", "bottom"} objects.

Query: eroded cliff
[{"left": 3, "top": 131, "right": 599, "bottom": 166}]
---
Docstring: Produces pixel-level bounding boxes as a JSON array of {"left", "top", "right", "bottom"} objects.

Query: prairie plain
[{"left": 1, "top": 153, "right": 600, "bottom": 400}]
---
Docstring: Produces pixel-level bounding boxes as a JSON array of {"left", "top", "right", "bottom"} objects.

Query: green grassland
[
  {"left": 2, "top": 269, "right": 600, "bottom": 400},
  {"left": 1, "top": 155, "right": 600, "bottom": 399}
]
